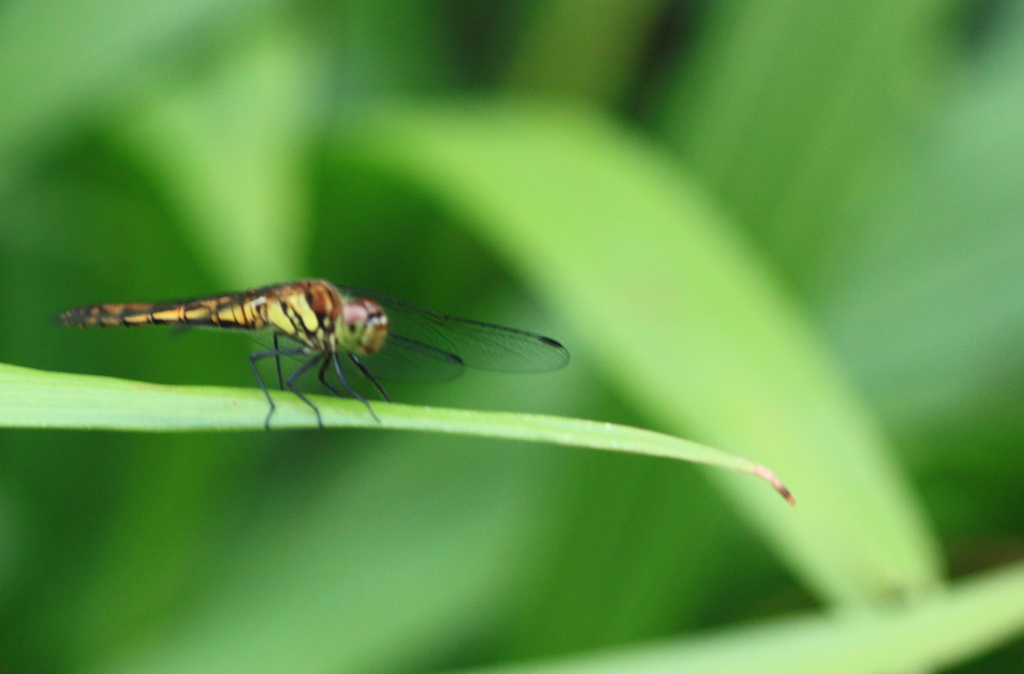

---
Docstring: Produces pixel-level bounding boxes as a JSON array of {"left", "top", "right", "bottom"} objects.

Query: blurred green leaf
[
  {"left": 87, "top": 430, "right": 564, "bottom": 674},
  {"left": 506, "top": 0, "right": 668, "bottom": 104},
  {"left": 327, "top": 1, "right": 454, "bottom": 94},
  {"left": 656, "top": 0, "right": 951, "bottom": 291},
  {"left": 339, "top": 99, "right": 942, "bottom": 605},
  {"left": 0, "top": 0, "right": 282, "bottom": 183},
  {"left": 443, "top": 561, "right": 1024, "bottom": 674},
  {"left": 819, "top": 3, "right": 1024, "bottom": 433},
  {"left": 122, "top": 29, "right": 319, "bottom": 287}
]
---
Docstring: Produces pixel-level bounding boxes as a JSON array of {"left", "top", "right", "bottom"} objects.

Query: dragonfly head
[{"left": 338, "top": 298, "right": 389, "bottom": 354}]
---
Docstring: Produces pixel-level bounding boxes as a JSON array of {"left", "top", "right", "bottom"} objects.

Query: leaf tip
[{"left": 754, "top": 464, "right": 795, "bottom": 505}]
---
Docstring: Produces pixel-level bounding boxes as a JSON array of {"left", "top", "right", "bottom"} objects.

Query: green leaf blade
[{"left": 0, "top": 362, "right": 792, "bottom": 502}]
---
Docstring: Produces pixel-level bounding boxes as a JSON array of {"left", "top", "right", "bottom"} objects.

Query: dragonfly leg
[
  {"left": 250, "top": 347, "right": 305, "bottom": 430},
  {"left": 273, "top": 334, "right": 285, "bottom": 391},
  {"left": 286, "top": 353, "right": 326, "bottom": 429},
  {"left": 333, "top": 352, "right": 380, "bottom": 423},
  {"left": 317, "top": 355, "right": 346, "bottom": 398},
  {"left": 348, "top": 352, "right": 391, "bottom": 402}
]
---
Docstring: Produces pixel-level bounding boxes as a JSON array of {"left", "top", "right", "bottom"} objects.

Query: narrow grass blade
[
  {"left": 0, "top": 362, "right": 792, "bottom": 502},
  {"left": 448, "top": 561, "right": 1024, "bottom": 674}
]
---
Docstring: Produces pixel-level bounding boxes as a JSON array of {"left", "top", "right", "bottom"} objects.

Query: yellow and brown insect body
[
  {"left": 57, "top": 279, "right": 392, "bottom": 429},
  {"left": 58, "top": 280, "right": 389, "bottom": 356},
  {"left": 262, "top": 281, "right": 335, "bottom": 352}
]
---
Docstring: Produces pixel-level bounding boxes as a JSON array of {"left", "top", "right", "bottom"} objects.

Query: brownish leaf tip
[{"left": 754, "top": 464, "right": 796, "bottom": 506}]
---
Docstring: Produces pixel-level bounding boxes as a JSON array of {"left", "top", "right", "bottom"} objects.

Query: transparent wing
[
  {"left": 356, "top": 334, "right": 465, "bottom": 382},
  {"left": 341, "top": 287, "right": 570, "bottom": 374}
]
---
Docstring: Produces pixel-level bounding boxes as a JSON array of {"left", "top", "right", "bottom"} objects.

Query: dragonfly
[{"left": 57, "top": 279, "right": 569, "bottom": 429}]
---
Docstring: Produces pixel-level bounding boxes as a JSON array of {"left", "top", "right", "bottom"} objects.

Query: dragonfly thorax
[{"left": 260, "top": 280, "right": 388, "bottom": 356}]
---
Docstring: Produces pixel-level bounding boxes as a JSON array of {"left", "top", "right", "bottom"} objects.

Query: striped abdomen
[{"left": 57, "top": 291, "right": 271, "bottom": 330}]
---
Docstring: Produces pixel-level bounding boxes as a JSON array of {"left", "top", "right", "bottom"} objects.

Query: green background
[{"left": 3, "top": 1, "right": 1024, "bottom": 672}]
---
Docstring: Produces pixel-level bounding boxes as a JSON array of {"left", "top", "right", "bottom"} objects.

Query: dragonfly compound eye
[
  {"left": 360, "top": 301, "right": 388, "bottom": 354},
  {"left": 341, "top": 298, "right": 389, "bottom": 354}
]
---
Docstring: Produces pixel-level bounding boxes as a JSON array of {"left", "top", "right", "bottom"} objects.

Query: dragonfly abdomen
[{"left": 56, "top": 296, "right": 269, "bottom": 330}]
